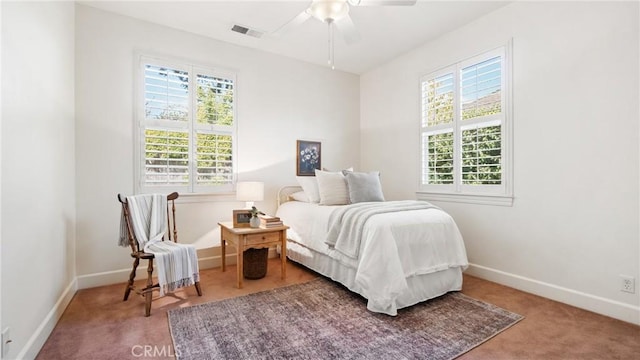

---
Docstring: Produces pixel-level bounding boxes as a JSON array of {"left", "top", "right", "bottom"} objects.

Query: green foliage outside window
[
  {"left": 423, "top": 83, "right": 502, "bottom": 186},
  {"left": 144, "top": 129, "right": 189, "bottom": 185},
  {"left": 426, "top": 132, "right": 454, "bottom": 184},
  {"left": 461, "top": 125, "right": 501, "bottom": 185},
  {"left": 423, "top": 76, "right": 453, "bottom": 127},
  {"left": 196, "top": 133, "right": 233, "bottom": 185},
  {"left": 196, "top": 75, "right": 234, "bottom": 126}
]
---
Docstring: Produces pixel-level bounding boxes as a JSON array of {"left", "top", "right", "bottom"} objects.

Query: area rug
[{"left": 168, "top": 278, "right": 523, "bottom": 360}]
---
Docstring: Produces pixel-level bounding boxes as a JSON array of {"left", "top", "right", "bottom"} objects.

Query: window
[
  {"left": 419, "top": 45, "right": 512, "bottom": 204},
  {"left": 136, "top": 55, "right": 236, "bottom": 194}
]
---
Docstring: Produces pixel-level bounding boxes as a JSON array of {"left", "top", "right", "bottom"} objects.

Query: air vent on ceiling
[{"left": 231, "top": 24, "right": 264, "bottom": 39}]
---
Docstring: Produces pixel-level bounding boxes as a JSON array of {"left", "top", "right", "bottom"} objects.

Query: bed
[{"left": 275, "top": 184, "right": 469, "bottom": 316}]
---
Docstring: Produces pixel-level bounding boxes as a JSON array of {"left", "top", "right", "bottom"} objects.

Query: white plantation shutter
[
  {"left": 144, "top": 65, "right": 189, "bottom": 121},
  {"left": 137, "top": 56, "right": 236, "bottom": 193},
  {"left": 195, "top": 132, "right": 233, "bottom": 186},
  {"left": 144, "top": 128, "right": 189, "bottom": 185},
  {"left": 196, "top": 74, "right": 234, "bottom": 126},
  {"left": 461, "top": 121, "right": 501, "bottom": 185},
  {"left": 420, "top": 44, "right": 511, "bottom": 199},
  {"left": 459, "top": 51, "right": 503, "bottom": 189},
  {"left": 461, "top": 56, "right": 501, "bottom": 120},
  {"left": 422, "top": 72, "right": 454, "bottom": 127},
  {"left": 422, "top": 130, "right": 454, "bottom": 185},
  {"left": 420, "top": 67, "right": 455, "bottom": 189}
]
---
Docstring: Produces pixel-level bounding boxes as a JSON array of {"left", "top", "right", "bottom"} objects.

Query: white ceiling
[{"left": 80, "top": 0, "right": 510, "bottom": 74}]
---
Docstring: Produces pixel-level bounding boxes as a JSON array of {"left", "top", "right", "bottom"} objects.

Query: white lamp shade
[{"left": 236, "top": 181, "right": 264, "bottom": 202}]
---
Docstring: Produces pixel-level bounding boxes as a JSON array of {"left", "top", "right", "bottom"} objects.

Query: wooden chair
[{"left": 118, "top": 192, "right": 203, "bottom": 316}]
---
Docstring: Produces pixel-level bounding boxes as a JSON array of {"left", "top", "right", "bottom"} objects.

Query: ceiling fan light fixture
[{"left": 309, "top": 0, "right": 350, "bottom": 23}]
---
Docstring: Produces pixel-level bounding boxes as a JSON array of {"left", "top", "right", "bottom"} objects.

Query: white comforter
[{"left": 276, "top": 201, "right": 468, "bottom": 315}]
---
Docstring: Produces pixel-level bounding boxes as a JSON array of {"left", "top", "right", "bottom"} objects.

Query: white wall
[
  {"left": 74, "top": 5, "right": 360, "bottom": 281},
  {"left": 360, "top": 1, "right": 639, "bottom": 324},
  {"left": 1, "top": 1, "right": 76, "bottom": 359}
]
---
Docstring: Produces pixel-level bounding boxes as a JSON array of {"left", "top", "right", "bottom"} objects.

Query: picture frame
[
  {"left": 232, "top": 209, "right": 252, "bottom": 228},
  {"left": 296, "top": 140, "right": 321, "bottom": 176}
]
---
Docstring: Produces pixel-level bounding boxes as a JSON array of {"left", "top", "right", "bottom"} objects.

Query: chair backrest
[{"left": 118, "top": 192, "right": 179, "bottom": 254}]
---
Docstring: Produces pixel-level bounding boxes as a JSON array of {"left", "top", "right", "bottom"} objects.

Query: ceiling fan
[{"left": 274, "top": 0, "right": 417, "bottom": 69}]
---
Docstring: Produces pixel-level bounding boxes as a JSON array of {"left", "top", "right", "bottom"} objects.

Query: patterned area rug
[{"left": 168, "top": 278, "right": 523, "bottom": 360}]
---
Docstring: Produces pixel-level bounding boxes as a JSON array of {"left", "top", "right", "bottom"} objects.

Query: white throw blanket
[
  {"left": 119, "top": 194, "right": 199, "bottom": 296},
  {"left": 326, "top": 200, "right": 440, "bottom": 259}
]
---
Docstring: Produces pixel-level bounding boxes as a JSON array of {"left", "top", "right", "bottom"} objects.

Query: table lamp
[{"left": 236, "top": 181, "right": 264, "bottom": 208}]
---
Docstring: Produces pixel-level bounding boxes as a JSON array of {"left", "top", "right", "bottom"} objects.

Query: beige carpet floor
[{"left": 37, "top": 259, "right": 640, "bottom": 359}]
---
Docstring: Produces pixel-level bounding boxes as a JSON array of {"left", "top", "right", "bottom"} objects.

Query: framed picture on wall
[{"left": 296, "top": 140, "right": 321, "bottom": 176}]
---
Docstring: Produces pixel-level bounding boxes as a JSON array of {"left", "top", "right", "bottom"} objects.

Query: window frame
[
  {"left": 417, "top": 42, "right": 513, "bottom": 206},
  {"left": 134, "top": 54, "right": 237, "bottom": 195}
]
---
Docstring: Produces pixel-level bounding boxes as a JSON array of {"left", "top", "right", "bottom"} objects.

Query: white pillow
[
  {"left": 296, "top": 176, "right": 320, "bottom": 203},
  {"left": 289, "top": 191, "right": 310, "bottom": 203},
  {"left": 315, "top": 169, "right": 350, "bottom": 205},
  {"left": 344, "top": 171, "right": 385, "bottom": 203}
]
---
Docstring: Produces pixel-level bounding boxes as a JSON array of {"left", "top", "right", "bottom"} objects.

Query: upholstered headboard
[{"left": 277, "top": 186, "right": 303, "bottom": 207}]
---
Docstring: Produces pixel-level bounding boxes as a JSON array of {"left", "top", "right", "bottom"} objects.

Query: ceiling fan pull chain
[
  {"left": 327, "top": 21, "right": 331, "bottom": 65},
  {"left": 328, "top": 20, "right": 335, "bottom": 70},
  {"left": 331, "top": 22, "right": 335, "bottom": 70}
]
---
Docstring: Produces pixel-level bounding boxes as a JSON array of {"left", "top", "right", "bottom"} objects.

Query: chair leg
[
  {"left": 195, "top": 281, "right": 203, "bottom": 296},
  {"left": 144, "top": 259, "right": 154, "bottom": 317},
  {"left": 124, "top": 257, "right": 140, "bottom": 301},
  {"left": 144, "top": 292, "right": 152, "bottom": 317}
]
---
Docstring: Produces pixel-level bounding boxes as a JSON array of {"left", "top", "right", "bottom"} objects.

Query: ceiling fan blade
[
  {"left": 272, "top": 9, "right": 312, "bottom": 37},
  {"left": 335, "top": 15, "right": 361, "bottom": 45},
  {"left": 348, "top": 0, "right": 417, "bottom": 5}
]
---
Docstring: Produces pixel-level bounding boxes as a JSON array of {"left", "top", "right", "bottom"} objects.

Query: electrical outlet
[
  {"left": 1, "top": 327, "right": 11, "bottom": 358},
  {"left": 620, "top": 275, "right": 635, "bottom": 294}
]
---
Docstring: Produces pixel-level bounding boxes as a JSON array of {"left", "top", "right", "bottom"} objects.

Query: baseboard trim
[
  {"left": 76, "top": 249, "right": 278, "bottom": 290},
  {"left": 77, "top": 255, "right": 223, "bottom": 289},
  {"left": 465, "top": 263, "right": 640, "bottom": 325},
  {"left": 16, "top": 278, "right": 77, "bottom": 360}
]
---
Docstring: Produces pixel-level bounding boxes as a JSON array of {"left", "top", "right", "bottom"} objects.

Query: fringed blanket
[
  {"left": 119, "top": 194, "right": 199, "bottom": 296},
  {"left": 144, "top": 241, "right": 200, "bottom": 296},
  {"left": 325, "top": 200, "right": 440, "bottom": 259}
]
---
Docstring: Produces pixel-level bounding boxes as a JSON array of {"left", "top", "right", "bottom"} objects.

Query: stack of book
[{"left": 259, "top": 215, "right": 283, "bottom": 228}]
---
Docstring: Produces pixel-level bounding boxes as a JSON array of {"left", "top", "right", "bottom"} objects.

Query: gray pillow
[{"left": 344, "top": 171, "right": 385, "bottom": 203}]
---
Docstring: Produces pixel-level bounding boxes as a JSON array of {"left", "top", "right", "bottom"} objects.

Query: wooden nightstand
[{"left": 218, "top": 221, "right": 289, "bottom": 289}]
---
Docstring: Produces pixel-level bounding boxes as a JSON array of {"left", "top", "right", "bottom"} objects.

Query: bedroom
[{"left": 1, "top": 0, "right": 638, "bottom": 359}]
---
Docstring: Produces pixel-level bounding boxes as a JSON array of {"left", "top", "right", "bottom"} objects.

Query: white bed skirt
[{"left": 284, "top": 240, "right": 464, "bottom": 314}]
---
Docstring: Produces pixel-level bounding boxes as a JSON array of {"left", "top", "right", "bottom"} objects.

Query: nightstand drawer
[{"left": 245, "top": 231, "right": 280, "bottom": 245}]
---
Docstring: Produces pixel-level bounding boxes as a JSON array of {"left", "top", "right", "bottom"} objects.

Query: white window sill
[
  {"left": 175, "top": 192, "right": 237, "bottom": 204},
  {"left": 416, "top": 191, "right": 514, "bottom": 207}
]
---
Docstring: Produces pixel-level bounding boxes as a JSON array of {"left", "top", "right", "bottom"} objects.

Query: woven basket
[{"left": 243, "top": 248, "right": 268, "bottom": 279}]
